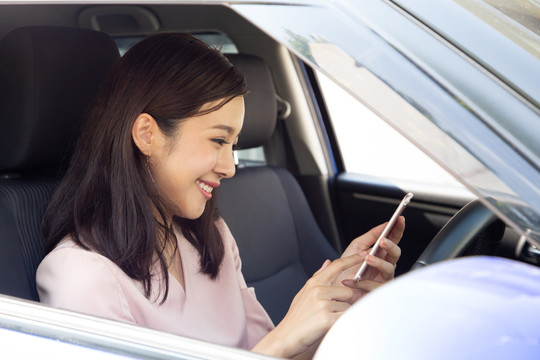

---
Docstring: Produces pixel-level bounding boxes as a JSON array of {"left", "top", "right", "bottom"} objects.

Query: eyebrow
[{"left": 212, "top": 124, "right": 241, "bottom": 137}]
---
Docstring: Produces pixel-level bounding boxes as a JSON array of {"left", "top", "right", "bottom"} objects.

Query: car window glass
[
  {"left": 232, "top": 0, "right": 540, "bottom": 252},
  {"left": 317, "top": 70, "right": 465, "bottom": 187},
  {"left": 391, "top": 0, "right": 540, "bottom": 111},
  {"left": 460, "top": 0, "right": 540, "bottom": 59},
  {"left": 236, "top": 146, "right": 266, "bottom": 167},
  {"left": 114, "top": 32, "right": 239, "bottom": 55},
  {"left": 195, "top": 32, "right": 239, "bottom": 54}
]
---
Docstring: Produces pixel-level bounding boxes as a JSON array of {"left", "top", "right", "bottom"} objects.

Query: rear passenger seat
[{"left": 0, "top": 26, "right": 119, "bottom": 300}]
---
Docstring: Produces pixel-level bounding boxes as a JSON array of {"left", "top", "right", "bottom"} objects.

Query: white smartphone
[{"left": 353, "top": 192, "right": 413, "bottom": 282}]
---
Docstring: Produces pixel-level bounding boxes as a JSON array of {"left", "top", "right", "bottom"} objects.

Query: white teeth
[{"left": 197, "top": 180, "right": 213, "bottom": 193}]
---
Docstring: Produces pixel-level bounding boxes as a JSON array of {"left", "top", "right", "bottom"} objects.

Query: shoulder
[
  {"left": 213, "top": 217, "right": 247, "bottom": 277},
  {"left": 215, "top": 217, "right": 234, "bottom": 243},
  {"left": 36, "top": 238, "right": 135, "bottom": 322},
  {"left": 38, "top": 238, "right": 120, "bottom": 281},
  {"left": 214, "top": 217, "right": 240, "bottom": 256}
]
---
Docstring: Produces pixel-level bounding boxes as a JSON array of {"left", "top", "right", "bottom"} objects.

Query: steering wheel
[{"left": 412, "top": 199, "right": 506, "bottom": 270}]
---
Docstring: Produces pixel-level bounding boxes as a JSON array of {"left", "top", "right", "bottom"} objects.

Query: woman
[{"left": 36, "top": 33, "right": 404, "bottom": 359}]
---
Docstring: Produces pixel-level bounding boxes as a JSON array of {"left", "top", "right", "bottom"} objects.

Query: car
[{"left": 0, "top": 0, "right": 539, "bottom": 358}]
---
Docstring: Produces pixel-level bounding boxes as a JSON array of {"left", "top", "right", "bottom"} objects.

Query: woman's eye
[
  {"left": 212, "top": 138, "right": 239, "bottom": 151},
  {"left": 212, "top": 138, "right": 228, "bottom": 146}
]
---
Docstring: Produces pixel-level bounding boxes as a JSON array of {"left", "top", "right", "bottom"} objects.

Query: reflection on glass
[
  {"left": 455, "top": 0, "right": 540, "bottom": 58},
  {"left": 286, "top": 30, "right": 316, "bottom": 63},
  {"left": 232, "top": 1, "right": 540, "bottom": 245}
]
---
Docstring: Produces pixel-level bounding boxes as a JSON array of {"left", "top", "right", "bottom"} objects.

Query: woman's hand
[
  {"left": 336, "top": 216, "right": 405, "bottom": 302},
  {"left": 253, "top": 255, "right": 363, "bottom": 359}
]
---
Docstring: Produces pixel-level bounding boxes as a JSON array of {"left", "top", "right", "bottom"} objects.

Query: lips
[
  {"left": 196, "top": 179, "right": 219, "bottom": 199},
  {"left": 196, "top": 180, "right": 213, "bottom": 193}
]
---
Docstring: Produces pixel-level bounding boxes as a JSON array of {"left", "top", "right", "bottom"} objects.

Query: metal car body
[{"left": 0, "top": 0, "right": 539, "bottom": 358}]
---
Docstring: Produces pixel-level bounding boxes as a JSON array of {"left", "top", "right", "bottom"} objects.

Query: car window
[
  {"left": 461, "top": 0, "right": 540, "bottom": 59},
  {"left": 235, "top": 147, "right": 266, "bottom": 167},
  {"left": 114, "top": 32, "right": 240, "bottom": 56},
  {"left": 391, "top": 0, "right": 540, "bottom": 123},
  {"left": 233, "top": 0, "right": 540, "bottom": 245},
  {"left": 317, "top": 70, "right": 465, "bottom": 187}
]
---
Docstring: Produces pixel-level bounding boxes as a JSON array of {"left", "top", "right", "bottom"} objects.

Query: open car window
[
  {"left": 231, "top": 0, "right": 540, "bottom": 246},
  {"left": 316, "top": 69, "right": 467, "bottom": 188}
]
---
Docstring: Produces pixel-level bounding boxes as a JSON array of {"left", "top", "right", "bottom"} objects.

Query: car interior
[
  {"left": 0, "top": 25, "right": 121, "bottom": 301},
  {"left": 0, "top": 3, "right": 529, "bottom": 328}
]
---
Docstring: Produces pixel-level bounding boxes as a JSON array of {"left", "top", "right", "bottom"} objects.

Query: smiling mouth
[{"left": 196, "top": 180, "right": 214, "bottom": 194}]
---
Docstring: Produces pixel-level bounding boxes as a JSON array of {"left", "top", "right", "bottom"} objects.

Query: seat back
[
  {"left": 0, "top": 26, "right": 119, "bottom": 300},
  {"left": 218, "top": 54, "right": 338, "bottom": 324}
]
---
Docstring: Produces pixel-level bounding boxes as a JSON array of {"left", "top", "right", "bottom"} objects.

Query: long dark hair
[{"left": 44, "top": 33, "right": 247, "bottom": 302}]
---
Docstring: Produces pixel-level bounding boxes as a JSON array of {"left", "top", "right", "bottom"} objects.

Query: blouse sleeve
[
  {"left": 216, "top": 219, "right": 275, "bottom": 348},
  {"left": 36, "top": 242, "right": 136, "bottom": 324}
]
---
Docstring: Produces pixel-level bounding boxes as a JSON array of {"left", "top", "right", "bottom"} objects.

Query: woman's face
[{"left": 150, "top": 96, "right": 244, "bottom": 219}]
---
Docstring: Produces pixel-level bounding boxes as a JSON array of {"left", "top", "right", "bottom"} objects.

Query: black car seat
[
  {"left": 218, "top": 54, "right": 339, "bottom": 324},
  {"left": 0, "top": 26, "right": 120, "bottom": 300}
]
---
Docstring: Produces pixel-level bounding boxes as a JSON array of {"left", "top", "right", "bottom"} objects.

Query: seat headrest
[
  {"left": 227, "top": 54, "right": 277, "bottom": 150},
  {"left": 0, "top": 26, "right": 120, "bottom": 173}
]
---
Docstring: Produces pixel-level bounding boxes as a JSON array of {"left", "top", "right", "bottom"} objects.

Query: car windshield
[{"left": 230, "top": 0, "right": 540, "bottom": 246}]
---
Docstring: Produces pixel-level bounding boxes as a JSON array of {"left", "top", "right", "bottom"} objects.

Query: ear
[{"left": 132, "top": 113, "right": 157, "bottom": 156}]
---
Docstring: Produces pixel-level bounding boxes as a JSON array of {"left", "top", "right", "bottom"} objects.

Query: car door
[
  {"left": 231, "top": 1, "right": 476, "bottom": 274},
  {"left": 299, "top": 62, "right": 474, "bottom": 276}
]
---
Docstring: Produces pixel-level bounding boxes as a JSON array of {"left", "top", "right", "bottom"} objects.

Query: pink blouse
[{"left": 36, "top": 219, "right": 274, "bottom": 349}]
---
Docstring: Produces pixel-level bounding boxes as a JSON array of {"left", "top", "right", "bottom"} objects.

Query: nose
[{"left": 215, "top": 148, "right": 236, "bottom": 179}]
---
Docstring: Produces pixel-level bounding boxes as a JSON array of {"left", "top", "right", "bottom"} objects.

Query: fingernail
[
  {"left": 324, "top": 259, "right": 331, "bottom": 266},
  {"left": 319, "top": 259, "right": 330, "bottom": 270}
]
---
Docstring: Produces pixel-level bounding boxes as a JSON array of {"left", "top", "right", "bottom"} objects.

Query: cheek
[
  {"left": 180, "top": 150, "right": 217, "bottom": 177},
  {"left": 184, "top": 143, "right": 220, "bottom": 171},
  {"left": 156, "top": 146, "right": 217, "bottom": 189}
]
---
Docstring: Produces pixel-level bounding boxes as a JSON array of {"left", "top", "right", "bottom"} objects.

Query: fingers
[
  {"left": 273, "top": 259, "right": 360, "bottom": 358},
  {"left": 342, "top": 216, "right": 406, "bottom": 256},
  {"left": 307, "top": 286, "right": 354, "bottom": 311},
  {"left": 313, "top": 287, "right": 353, "bottom": 319},
  {"left": 305, "top": 258, "right": 360, "bottom": 306},
  {"left": 368, "top": 216, "right": 406, "bottom": 246},
  {"left": 330, "top": 299, "right": 351, "bottom": 313},
  {"left": 361, "top": 236, "right": 401, "bottom": 279},
  {"left": 388, "top": 215, "right": 405, "bottom": 244},
  {"left": 341, "top": 250, "right": 396, "bottom": 288},
  {"left": 348, "top": 225, "right": 383, "bottom": 250},
  {"left": 366, "top": 254, "right": 395, "bottom": 281},
  {"left": 380, "top": 237, "right": 402, "bottom": 265},
  {"left": 314, "top": 254, "right": 363, "bottom": 284},
  {"left": 342, "top": 278, "right": 383, "bottom": 293},
  {"left": 327, "top": 285, "right": 355, "bottom": 303},
  {"left": 314, "top": 259, "right": 332, "bottom": 276}
]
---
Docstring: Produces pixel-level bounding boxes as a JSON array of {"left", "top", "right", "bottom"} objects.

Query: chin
[
  {"left": 182, "top": 213, "right": 204, "bottom": 220},
  {"left": 176, "top": 205, "right": 206, "bottom": 220}
]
